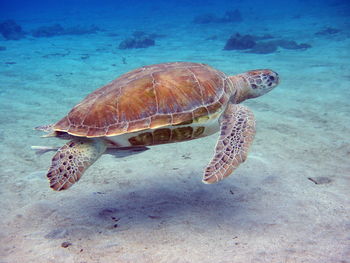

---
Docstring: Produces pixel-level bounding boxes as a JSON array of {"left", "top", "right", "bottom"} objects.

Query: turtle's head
[{"left": 232, "top": 69, "right": 280, "bottom": 103}]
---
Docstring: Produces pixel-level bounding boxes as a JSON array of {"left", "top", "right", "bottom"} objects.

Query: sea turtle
[{"left": 35, "top": 62, "right": 279, "bottom": 191}]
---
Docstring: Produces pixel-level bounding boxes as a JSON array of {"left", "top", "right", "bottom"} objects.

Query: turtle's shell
[{"left": 53, "top": 62, "right": 232, "bottom": 137}]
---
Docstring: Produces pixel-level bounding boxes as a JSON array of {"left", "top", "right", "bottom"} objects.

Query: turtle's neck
[{"left": 228, "top": 74, "right": 252, "bottom": 103}]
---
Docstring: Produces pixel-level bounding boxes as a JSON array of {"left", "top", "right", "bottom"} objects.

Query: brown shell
[{"left": 53, "top": 62, "right": 232, "bottom": 137}]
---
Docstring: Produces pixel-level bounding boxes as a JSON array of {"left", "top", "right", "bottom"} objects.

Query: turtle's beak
[{"left": 271, "top": 70, "right": 280, "bottom": 86}]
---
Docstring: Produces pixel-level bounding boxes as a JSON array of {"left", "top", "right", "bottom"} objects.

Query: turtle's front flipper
[
  {"left": 47, "top": 139, "right": 107, "bottom": 191},
  {"left": 203, "top": 104, "right": 256, "bottom": 184}
]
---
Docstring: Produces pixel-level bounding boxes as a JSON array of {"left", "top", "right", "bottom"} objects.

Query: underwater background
[{"left": 0, "top": 0, "right": 349, "bottom": 262}]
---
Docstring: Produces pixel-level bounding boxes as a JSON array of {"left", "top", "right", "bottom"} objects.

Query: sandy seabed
[{"left": 0, "top": 9, "right": 349, "bottom": 263}]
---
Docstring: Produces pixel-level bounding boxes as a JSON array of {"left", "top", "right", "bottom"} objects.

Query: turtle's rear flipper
[
  {"left": 203, "top": 104, "right": 256, "bottom": 184},
  {"left": 34, "top": 124, "right": 58, "bottom": 137},
  {"left": 35, "top": 124, "right": 53, "bottom": 131},
  {"left": 47, "top": 139, "right": 107, "bottom": 191}
]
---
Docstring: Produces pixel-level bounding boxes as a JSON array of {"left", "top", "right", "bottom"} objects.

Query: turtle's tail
[{"left": 31, "top": 146, "right": 59, "bottom": 156}]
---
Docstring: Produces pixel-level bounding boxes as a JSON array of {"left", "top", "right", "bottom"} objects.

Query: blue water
[
  {"left": 2, "top": 0, "right": 348, "bottom": 29},
  {"left": 0, "top": 0, "right": 349, "bottom": 262}
]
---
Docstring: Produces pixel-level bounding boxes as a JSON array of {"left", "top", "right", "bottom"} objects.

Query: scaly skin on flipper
[
  {"left": 47, "top": 139, "right": 107, "bottom": 191},
  {"left": 203, "top": 103, "right": 256, "bottom": 184}
]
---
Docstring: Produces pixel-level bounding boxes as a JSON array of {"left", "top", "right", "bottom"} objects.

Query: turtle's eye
[{"left": 265, "top": 71, "right": 279, "bottom": 87}]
